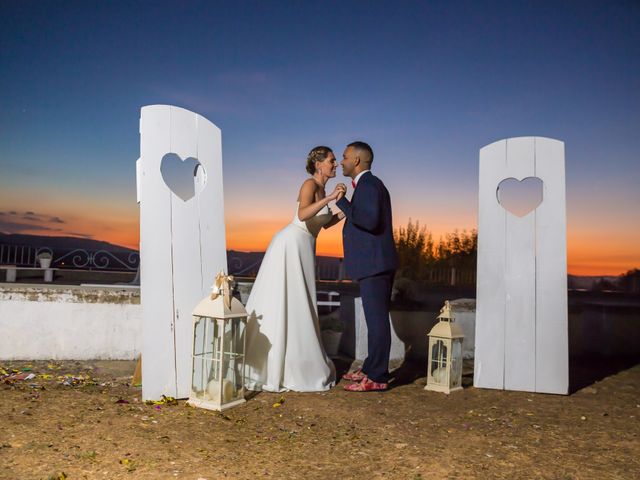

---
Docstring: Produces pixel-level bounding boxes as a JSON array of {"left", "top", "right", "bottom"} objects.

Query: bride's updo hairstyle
[{"left": 306, "top": 146, "right": 333, "bottom": 175}]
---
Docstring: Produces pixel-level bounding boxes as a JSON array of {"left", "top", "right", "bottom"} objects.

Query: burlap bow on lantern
[{"left": 210, "top": 271, "right": 235, "bottom": 309}]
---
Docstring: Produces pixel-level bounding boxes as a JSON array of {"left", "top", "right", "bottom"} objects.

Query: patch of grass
[
  {"left": 74, "top": 450, "right": 97, "bottom": 461},
  {"left": 46, "top": 473, "right": 67, "bottom": 480}
]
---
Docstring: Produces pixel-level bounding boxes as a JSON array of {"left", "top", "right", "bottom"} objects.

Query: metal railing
[
  {"left": 0, "top": 243, "right": 139, "bottom": 272},
  {"left": 227, "top": 255, "right": 262, "bottom": 277},
  {"left": 0, "top": 242, "right": 477, "bottom": 284},
  {"left": 422, "top": 267, "right": 476, "bottom": 286}
]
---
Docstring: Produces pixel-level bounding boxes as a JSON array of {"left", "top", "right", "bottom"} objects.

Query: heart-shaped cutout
[
  {"left": 160, "top": 153, "right": 206, "bottom": 202},
  {"left": 496, "top": 177, "right": 543, "bottom": 217}
]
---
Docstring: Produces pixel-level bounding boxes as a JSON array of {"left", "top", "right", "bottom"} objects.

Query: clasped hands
[{"left": 329, "top": 183, "right": 348, "bottom": 202}]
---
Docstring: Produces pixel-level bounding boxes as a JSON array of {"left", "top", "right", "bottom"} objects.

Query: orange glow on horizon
[
  {"left": 2, "top": 201, "right": 638, "bottom": 276},
  {"left": 13, "top": 223, "right": 140, "bottom": 251},
  {"left": 6, "top": 224, "right": 639, "bottom": 276}
]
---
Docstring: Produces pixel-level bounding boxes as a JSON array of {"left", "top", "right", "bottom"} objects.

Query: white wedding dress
[{"left": 244, "top": 202, "right": 336, "bottom": 392}]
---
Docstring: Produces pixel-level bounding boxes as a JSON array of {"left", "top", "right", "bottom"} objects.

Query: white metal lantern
[
  {"left": 425, "top": 300, "right": 464, "bottom": 394},
  {"left": 188, "top": 272, "right": 247, "bottom": 411}
]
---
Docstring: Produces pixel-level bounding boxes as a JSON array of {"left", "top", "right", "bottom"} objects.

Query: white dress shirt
[{"left": 353, "top": 170, "right": 370, "bottom": 187}]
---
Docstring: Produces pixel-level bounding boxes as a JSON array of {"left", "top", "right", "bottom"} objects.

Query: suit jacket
[{"left": 336, "top": 171, "right": 399, "bottom": 280}]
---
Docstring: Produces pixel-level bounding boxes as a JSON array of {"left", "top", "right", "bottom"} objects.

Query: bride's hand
[{"left": 329, "top": 183, "right": 347, "bottom": 201}]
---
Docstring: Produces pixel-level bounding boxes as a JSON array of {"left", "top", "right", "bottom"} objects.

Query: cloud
[
  {"left": 0, "top": 209, "right": 73, "bottom": 235},
  {"left": 156, "top": 89, "right": 255, "bottom": 118},
  {"left": 215, "top": 71, "right": 269, "bottom": 86},
  {"left": 150, "top": 70, "right": 275, "bottom": 119},
  {"left": 0, "top": 220, "right": 63, "bottom": 234},
  {"left": 0, "top": 211, "right": 86, "bottom": 239},
  {"left": 0, "top": 219, "right": 93, "bottom": 239},
  {"left": 1, "top": 211, "right": 67, "bottom": 224},
  {"left": 66, "top": 232, "right": 94, "bottom": 239}
]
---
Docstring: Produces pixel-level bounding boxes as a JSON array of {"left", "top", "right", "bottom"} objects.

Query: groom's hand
[{"left": 335, "top": 183, "right": 347, "bottom": 201}]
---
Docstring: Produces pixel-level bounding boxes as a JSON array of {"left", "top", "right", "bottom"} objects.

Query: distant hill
[
  {"left": 4, "top": 234, "right": 628, "bottom": 288},
  {"left": 0, "top": 233, "right": 136, "bottom": 252}
]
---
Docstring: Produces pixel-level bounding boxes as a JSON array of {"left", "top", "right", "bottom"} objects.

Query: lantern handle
[{"left": 437, "top": 300, "right": 455, "bottom": 321}]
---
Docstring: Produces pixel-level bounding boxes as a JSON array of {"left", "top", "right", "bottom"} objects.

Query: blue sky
[{"left": 1, "top": 0, "right": 639, "bottom": 274}]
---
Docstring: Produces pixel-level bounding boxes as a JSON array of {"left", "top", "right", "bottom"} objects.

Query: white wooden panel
[
  {"left": 136, "top": 159, "right": 142, "bottom": 204},
  {"left": 168, "top": 106, "right": 207, "bottom": 398},
  {"left": 534, "top": 138, "right": 568, "bottom": 394},
  {"left": 503, "top": 213, "right": 536, "bottom": 390},
  {"left": 139, "top": 105, "right": 228, "bottom": 400},
  {"left": 474, "top": 139, "right": 507, "bottom": 390},
  {"left": 139, "top": 105, "right": 177, "bottom": 400},
  {"left": 505, "top": 137, "right": 535, "bottom": 179},
  {"left": 475, "top": 136, "right": 568, "bottom": 395},
  {"left": 503, "top": 138, "right": 536, "bottom": 391},
  {"left": 170, "top": 106, "right": 198, "bottom": 159}
]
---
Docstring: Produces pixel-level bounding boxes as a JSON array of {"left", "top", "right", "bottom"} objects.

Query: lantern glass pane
[
  {"left": 191, "top": 317, "right": 223, "bottom": 403},
  {"left": 451, "top": 339, "right": 463, "bottom": 388},
  {"left": 234, "top": 317, "right": 245, "bottom": 357},
  {"left": 191, "top": 316, "right": 206, "bottom": 395},
  {"left": 430, "top": 339, "right": 448, "bottom": 384},
  {"left": 219, "top": 318, "right": 245, "bottom": 403}
]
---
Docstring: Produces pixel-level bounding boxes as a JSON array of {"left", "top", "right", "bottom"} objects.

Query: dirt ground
[{"left": 1, "top": 358, "right": 638, "bottom": 480}]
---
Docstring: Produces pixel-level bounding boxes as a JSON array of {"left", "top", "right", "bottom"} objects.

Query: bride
[{"left": 244, "top": 146, "right": 346, "bottom": 392}]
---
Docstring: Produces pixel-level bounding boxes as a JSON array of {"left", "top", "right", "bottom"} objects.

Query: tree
[
  {"left": 393, "top": 220, "right": 478, "bottom": 280},
  {"left": 433, "top": 229, "right": 477, "bottom": 268},
  {"left": 620, "top": 268, "right": 640, "bottom": 293},
  {"left": 393, "top": 219, "right": 434, "bottom": 279}
]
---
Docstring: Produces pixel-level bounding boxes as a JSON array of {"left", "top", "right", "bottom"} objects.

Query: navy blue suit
[{"left": 337, "top": 171, "right": 398, "bottom": 383}]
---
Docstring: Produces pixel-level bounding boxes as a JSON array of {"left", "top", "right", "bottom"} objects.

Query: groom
[{"left": 336, "top": 141, "right": 398, "bottom": 392}]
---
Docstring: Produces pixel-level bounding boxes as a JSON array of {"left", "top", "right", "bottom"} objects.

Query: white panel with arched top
[
  {"left": 474, "top": 136, "right": 568, "bottom": 395},
  {"left": 137, "top": 105, "right": 227, "bottom": 401}
]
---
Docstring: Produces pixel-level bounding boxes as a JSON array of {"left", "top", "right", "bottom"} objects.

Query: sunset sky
[{"left": 1, "top": 1, "right": 639, "bottom": 276}]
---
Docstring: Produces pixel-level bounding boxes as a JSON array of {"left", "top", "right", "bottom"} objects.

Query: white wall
[
  {"left": 0, "top": 285, "right": 142, "bottom": 360},
  {"left": 389, "top": 299, "right": 476, "bottom": 361}
]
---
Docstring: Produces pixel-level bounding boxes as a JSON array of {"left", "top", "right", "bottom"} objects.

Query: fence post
[{"left": 338, "top": 259, "right": 345, "bottom": 282}]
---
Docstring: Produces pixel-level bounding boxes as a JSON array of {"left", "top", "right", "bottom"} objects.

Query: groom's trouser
[{"left": 359, "top": 270, "right": 395, "bottom": 384}]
